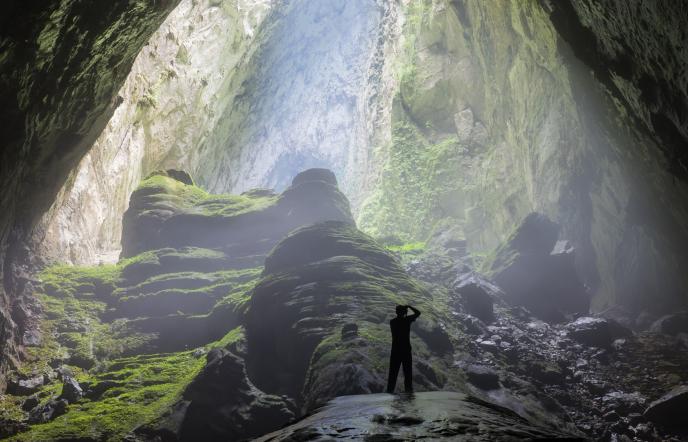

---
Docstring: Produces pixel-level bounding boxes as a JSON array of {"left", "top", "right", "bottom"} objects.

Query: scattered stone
[
  {"left": 0, "top": 418, "right": 27, "bottom": 438},
  {"left": 28, "top": 399, "right": 68, "bottom": 424},
  {"left": 55, "top": 365, "right": 74, "bottom": 380},
  {"left": 464, "top": 364, "right": 500, "bottom": 390},
  {"left": 484, "top": 213, "right": 590, "bottom": 322},
  {"left": 644, "top": 385, "right": 688, "bottom": 429},
  {"left": 192, "top": 348, "right": 206, "bottom": 358},
  {"left": 602, "top": 391, "right": 646, "bottom": 414},
  {"left": 85, "top": 380, "right": 120, "bottom": 400},
  {"left": 22, "top": 329, "right": 41, "bottom": 346},
  {"left": 341, "top": 323, "right": 358, "bottom": 340},
  {"left": 452, "top": 272, "right": 497, "bottom": 323},
  {"left": 7, "top": 376, "right": 44, "bottom": 396},
  {"left": 21, "top": 395, "right": 39, "bottom": 411},
  {"left": 457, "top": 313, "right": 487, "bottom": 335},
  {"left": 476, "top": 339, "right": 499, "bottom": 353},
  {"left": 60, "top": 376, "right": 83, "bottom": 403},
  {"left": 566, "top": 317, "right": 613, "bottom": 348},
  {"left": 650, "top": 312, "right": 688, "bottom": 336}
]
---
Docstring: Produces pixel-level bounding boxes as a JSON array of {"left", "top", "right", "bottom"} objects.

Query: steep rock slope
[
  {"left": 0, "top": 0, "right": 182, "bottom": 391},
  {"left": 357, "top": 0, "right": 688, "bottom": 315},
  {"left": 546, "top": 0, "right": 688, "bottom": 179},
  {"left": 195, "top": 0, "right": 398, "bottom": 201},
  {"left": 30, "top": 0, "right": 275, "bottom": 265}
]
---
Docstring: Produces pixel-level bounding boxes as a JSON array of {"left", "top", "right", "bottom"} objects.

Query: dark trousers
[{"left": 386, "top": 350, "right": 413, "bottom": 393}]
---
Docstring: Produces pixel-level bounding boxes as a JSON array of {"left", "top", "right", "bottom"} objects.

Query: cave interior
[{"left": 1, "top": 0, "right": 688, "bottom": 440}]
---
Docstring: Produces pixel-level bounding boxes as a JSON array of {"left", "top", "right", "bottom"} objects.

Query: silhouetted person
[{"left": 386, "top": 304, "right": 420, "bottom": 393}]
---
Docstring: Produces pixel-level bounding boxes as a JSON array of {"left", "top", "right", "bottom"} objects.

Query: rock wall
[
  {"left": 0, "top": 0, "right": 181, "bottom": 390},
  {"left": 31, "top": 0, "right": 274, "bottom": 265},
  {"left": 194, "top": 0, "right": 400, "bottom": 204},
  {"left": 356, "top": 0, "right": 688, "bottom": 315}
]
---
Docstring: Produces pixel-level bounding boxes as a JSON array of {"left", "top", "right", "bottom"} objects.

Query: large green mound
[
  {"left": 246, "top": 221, "right": 458, "bottom": 411},
  {"left": 2, "top": 169, "right": 356, "bottom": 441},
  {"left": 121, "top": 169, "right": 353, "bottom": 257}
]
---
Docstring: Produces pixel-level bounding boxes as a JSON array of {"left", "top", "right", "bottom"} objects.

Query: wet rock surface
[{"left": 255, "top": 392, "right": 583, "bottom": 441}]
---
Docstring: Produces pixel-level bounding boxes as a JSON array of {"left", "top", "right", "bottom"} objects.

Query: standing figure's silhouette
[{"left": 386, "top": 304, "right": 420, "bottom": 393}]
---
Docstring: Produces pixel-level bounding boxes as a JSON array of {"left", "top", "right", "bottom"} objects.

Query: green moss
[
  {"left": 11, "top": 352, "right": 205, "bottom": 442},
  {"left": 135, "top": 174, "right": 277, "bottom": 218},
  {"left": 386, "top": 242, "right": 426, "bottom": 253}
]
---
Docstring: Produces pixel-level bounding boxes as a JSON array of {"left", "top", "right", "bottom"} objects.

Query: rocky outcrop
[
  {"left": 246, "top": 221, "right": 455, "bottom": 410},
  {"left": 136, "top": 348, "right": 294, "bottom": 441},
  {"left": 0, "top": 0, "right": 182, "bottom": 390},
  {"left": 650, "top": 311, "right": 688, "bottom": 336},
  {"left": 644, "top": 385, "right": 688, "bottom": 430},
  {"left": 255, "top": 392, "right": 584, "bottom": 441},
  {"left": 485, "top": 213, "right": 590, "bottom": 322},
  {"left": 120, "top": 168, "right": 353, "bottom": 257}
]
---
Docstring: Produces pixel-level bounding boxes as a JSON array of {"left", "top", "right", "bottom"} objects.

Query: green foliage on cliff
[
  {"left": 136, "top": 174, "right": 277, "bottom": 218},
  {"left": 358, "top": 120, "right": 464, "bottom": 242}
]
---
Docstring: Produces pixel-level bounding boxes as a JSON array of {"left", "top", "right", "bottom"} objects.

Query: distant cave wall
[
  {"left": 546, "top": 0, "right": 688, "bottom": 179},
  {"left": 192, "top": 0, "right": 401, "bottom": 206},
  {"left": 0, "top": 0, "right": 181, "bottom": 388},
  {"left": 29, "top": 0, "right": 274, "bottom": 265},
  {"left": 356, "top": 0, "right": 688, "bottom": 315}
]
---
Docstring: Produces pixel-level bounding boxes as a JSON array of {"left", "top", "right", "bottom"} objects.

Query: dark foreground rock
[
  {"left": 135, "top": 348, "right": 294, "bottom": 441},
  {"left": 650, "top": 312, "right": 688, "bottom": 336},
  {"left": 484, "top": 213, "right": 590, "bottom": 322},
  {"left": 644, "top": 385, "right": 688, "bottom": 430},
  {"left": 566, "top": 317, "right": 614, "bottom": 348},
  {"left": 451, "top": 272, "right": 500, "bottom": 323},
  {"left": 255, "top": 392, "right": 584, "bottom": 441}
]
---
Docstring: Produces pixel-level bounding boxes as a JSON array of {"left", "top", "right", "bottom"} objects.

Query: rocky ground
[
  {"left": 0, "top": 168, "right": 687, "bottom": 441},
  {"left": 256, "top": 392, "right": 582, "bottom": 441}
]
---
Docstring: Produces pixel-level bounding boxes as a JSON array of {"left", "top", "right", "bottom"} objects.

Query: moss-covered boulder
[
  {"left": 136, "top": 347, "right": 295, "bottom": 441},
  {"left": 246, "top": 221, "right": 455, "bottom": 411},
  {"left": 483, "top": 213, "right": 590, "bottom": 322},
  {"left": 120, "top": 168, "right": 353, "bottom": 258}
]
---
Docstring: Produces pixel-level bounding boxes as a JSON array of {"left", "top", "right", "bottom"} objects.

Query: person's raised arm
[{"left": 407, "top": 305, "right": 420, "bottom": 321}]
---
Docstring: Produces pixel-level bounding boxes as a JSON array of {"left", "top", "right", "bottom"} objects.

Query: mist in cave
[{"left": 1, "top": 0, "right": 688, "bottom": 440}]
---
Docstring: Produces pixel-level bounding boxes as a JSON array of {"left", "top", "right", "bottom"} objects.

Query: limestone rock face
[
  {"left": 0, "top": 0, "right": 182, "bottom": 392},
  {"left": 31, "top": 0, "right": 275, "bottom": 265},
  {"left": 246, "top": 221, "right": 454, "bottom": 411},
  {"left": 356, "top": 0, "right": 688, "bottom": 317},
  {"left": 197, "top": 0, "right": 400, "bottom": 202},
  {"left": 485, "top": 213, "right": 590, "bottom": 322},
  {"left": 120, "top": 168, "right": 353, "bottom": 258},
  {"left": 255, "top": 392, "right": 584, "bottom": 441},
  {"left": 547, "top": 0, "right": 688, "bottom": 178}
]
